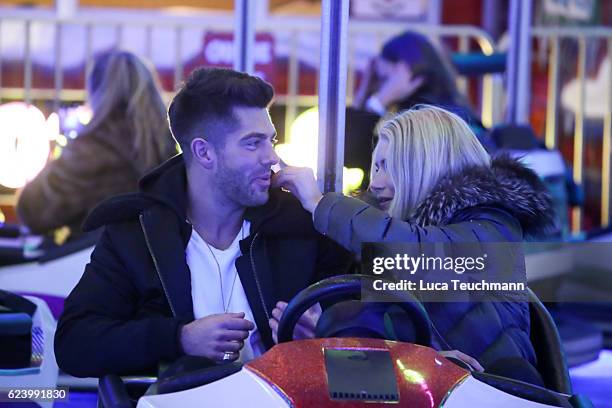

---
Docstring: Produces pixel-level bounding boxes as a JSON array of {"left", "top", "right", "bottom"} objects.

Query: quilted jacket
[{"left": 313, "top": 155, "right": 555, "bottom": 369}]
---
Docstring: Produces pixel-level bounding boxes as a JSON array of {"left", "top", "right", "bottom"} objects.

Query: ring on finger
[{"left": 222, "top": 351, "right": 236, "bottom": 361}]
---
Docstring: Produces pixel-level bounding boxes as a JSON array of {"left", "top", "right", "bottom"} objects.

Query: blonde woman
[
  {"left": 271, "top": 105, "right": 554, "bottom": 384},
  {"left": 18, "top": 50, "right": 176, "bottom": 237}
]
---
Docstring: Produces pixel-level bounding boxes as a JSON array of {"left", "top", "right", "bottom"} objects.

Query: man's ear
[{"left": 191, "top": 137, "right": 216, "bottom": 170}]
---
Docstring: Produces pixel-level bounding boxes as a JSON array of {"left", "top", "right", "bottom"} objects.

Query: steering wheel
[{"left": 276, "top": 274, "right": 432, "bottom": 345}]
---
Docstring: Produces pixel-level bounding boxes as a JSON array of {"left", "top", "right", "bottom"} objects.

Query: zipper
[
  {"left": 414, "top": 290, "right": 452, "bottom": 350},
  {"left": 430, "top": 319, "right": 453, "bottom": 350},
  {"left": 249, "top": 232, "right": 270, "bottom": 321},
  {"left": 139, "top": 214, "right": 177, "bottom": 317}
]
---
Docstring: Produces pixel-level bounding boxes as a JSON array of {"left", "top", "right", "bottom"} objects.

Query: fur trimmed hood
[{"left": 412, "top": 155, "right": 555, "bottom": 237}]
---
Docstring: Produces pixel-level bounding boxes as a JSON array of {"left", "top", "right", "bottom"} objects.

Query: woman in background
[
  {"left": 346, "top": 31, "right": 491, "bottom": 188},
  {"left": 18, "top": 50, "right": 176, "bottom": 238},
  {"left": 273, "top": 105, "right": 554, "bottom": 385},
  {"left": 354, "top": 31, "right": 477, "bottom": 117}
]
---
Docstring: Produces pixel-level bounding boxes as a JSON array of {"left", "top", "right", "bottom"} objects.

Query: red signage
[{"left": 203, "top": 32, "right": 276, "bottom": 82}]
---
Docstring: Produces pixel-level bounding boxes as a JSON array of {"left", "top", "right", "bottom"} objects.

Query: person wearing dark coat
[
  {"left": 54, "top": 68, "right": 352, "bottom": 378},
  {"left": 346, "top": 31, "right": 493, "bottom": 189},
  {"left": 17, "top": 50, "right": 176, "bottom": 238},
  {"left": 272, "top": 105, "right": 555, "bottom": 384}
]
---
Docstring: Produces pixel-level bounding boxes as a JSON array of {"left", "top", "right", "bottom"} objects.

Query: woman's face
[{"left": 370, "top": 138, "right": 395, "bottom": 211}]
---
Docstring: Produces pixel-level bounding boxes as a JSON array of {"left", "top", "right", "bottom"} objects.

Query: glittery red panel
[{"left": 245, "top": 338, "right": 469, "bottom": 408}]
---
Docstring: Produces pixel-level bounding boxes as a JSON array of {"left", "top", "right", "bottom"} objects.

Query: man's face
[{"left": 213, "top": 106, "right": 279, "bottom": 207}]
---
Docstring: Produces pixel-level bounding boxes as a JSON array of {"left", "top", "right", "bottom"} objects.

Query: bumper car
[
  {"left": 0, "top": 292, "right": 59, "bottom": 408},
  {"left": 97, "top": 275, "right": 593, "bottom": 408},
  {"left": 0, "top": 223, "right": 97, "bottom": 312},
  {"left": 0, "top": 225, "right": 100, "bottom": 398}
]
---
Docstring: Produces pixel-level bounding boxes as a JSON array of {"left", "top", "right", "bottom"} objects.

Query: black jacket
[
  {"left": 314, "top": 156, "right": 555, "bottom": 369},
  {"left": 54, "top": 155, "right": 352, "bottom": 378}
]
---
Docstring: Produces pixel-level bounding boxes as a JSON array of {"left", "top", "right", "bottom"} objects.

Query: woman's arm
[
  {"left": 272, "top": 167, "right": 447, "bottom": 255},
  {"left": 314, "top": 192, "right": 423, "bottom": 254},
  {"left": 272, "top": 167, "right": 516, "bottom": 257}
]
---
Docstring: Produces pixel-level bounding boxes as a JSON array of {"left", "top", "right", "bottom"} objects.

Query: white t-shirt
[{"left": 186, "top": 220, "right": 264, "bottom": 362}]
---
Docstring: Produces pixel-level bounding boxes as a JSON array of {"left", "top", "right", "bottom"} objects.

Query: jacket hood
[
  {"left": 83, "top": 154, "right": 317, "bottom": 237},
  {"left": 412, "top": 155, "right": 555, "bottom": 237}
]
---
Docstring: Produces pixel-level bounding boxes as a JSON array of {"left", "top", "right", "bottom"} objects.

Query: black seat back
[{"left": 528, "top": 288, "right": 572, "bottom": 394}]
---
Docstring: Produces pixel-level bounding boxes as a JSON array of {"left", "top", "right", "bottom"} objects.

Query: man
[{"left": 54, "top": 68, "right": 352, "bottom": 378}]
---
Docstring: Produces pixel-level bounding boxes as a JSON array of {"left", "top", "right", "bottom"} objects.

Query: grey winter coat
[{"left": 313, "top": 155, "right": 555, "bottom": 369}]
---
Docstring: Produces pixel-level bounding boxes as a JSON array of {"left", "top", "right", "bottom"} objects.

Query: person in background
[
  {"left": 354, "top": 31, "right": 477, "bottom": 117},
  {"left": 272, "top": 105, "right": 554, "bottom": 385},
  {"left": 346, "top": 31, "right": 491, "bottom": 188},
  {"left": 17, "top": 50, "right": 176, "bottom": 238}
]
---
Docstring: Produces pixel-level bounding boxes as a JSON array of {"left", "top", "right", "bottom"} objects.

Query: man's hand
[
  {"left": 180, "top": 312, "right": 255, "bottom": 362},
  {"left": 268, "top": 301, "right": 322, "bottom": 343},
  {"left": 374, "top": 62, "right": 425, "bottom": 108},
  {"left": 271, "top": 167, "right": 323, "bottom": 214},
  {"left": 439, "top": 350, "right": 484, "bottom": 372}
]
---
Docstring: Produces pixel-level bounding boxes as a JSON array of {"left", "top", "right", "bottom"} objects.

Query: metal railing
[
  {"left": 276, "top": 21, "right": 500, "bottom": 129},
  {"left": 532, "top": 26, "right": 612, "bottom": 231},
  {"left": 0, "top": 9, "right": 499, "bottom": 209},
  {"left": 0, "top": 10, "right": 499, "bottom": 126},
  {"left": 3, "top": 11, "right": 611, "bottom": 232}
]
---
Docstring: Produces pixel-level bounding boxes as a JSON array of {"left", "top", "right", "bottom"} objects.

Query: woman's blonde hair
[
  {"left": 86, "top": 50, "right": 174, "bottom": 174},
  {"left": 372, "top": 105, "right": 490, "bottom": 220}
]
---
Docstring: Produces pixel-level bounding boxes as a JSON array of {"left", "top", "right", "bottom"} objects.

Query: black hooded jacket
[{"left": 54, "top": 155, "right": 352, "bottom": 378}]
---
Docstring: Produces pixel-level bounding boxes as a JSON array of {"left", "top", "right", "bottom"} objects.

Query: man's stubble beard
[{"left": 214, "top": 154, "right": 269, "bottom": 207}]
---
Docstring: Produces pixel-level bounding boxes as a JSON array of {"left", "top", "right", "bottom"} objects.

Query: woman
[
  {"left": 272, "top": 105, "right": 554, "bottom": 383},
  {"left": 18, "top": 50, "right": 177, "bottom": 237},
  {"left": 354, "top": 31, "right": 474, "bottom": 115},
  {"left": 346, "top": 31, "right": 493, "bottom": 188}
]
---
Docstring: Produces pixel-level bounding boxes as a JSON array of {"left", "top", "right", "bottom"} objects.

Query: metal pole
[
  {"left": 346, "top": 40, "right": 355, "bottom": 105},
  {"left": 174, "top": 26, "right": 183, "bottom": 91},
  {"left": 545, "top": 36, "right": 560, "bottom": 149},
  {"left": 115, "top": 24, "right": 123, "bottom": 49},
  {"left": 55, "top": 0, "right": 78, "bottom": 19},
  {"left": 317, "top": 0, "right": 349, "bottom": 193},
  {"left": 54, "top": 23, "right": 63, "bottom": 112},
  {"left": 457, "top": 35, "right": 469, "bottom": 96},
  {"left": 85, "top": 24, "right": 93, "bottom": 82},
  {"left": 572, "top": 37, "right": 587, "bottom": 234},
  {"left": 234, "top": 0, "right": 256, "bottom": 74},
  {"left": 475, "top": 34, "right": 497, "bottom": 126},
  {"left": 505, "top": 0, "right": 533, "bottom": 124},
  {"left": 145, "top": 25, "right": 153, "bottom": 60},
  {"left": 284, "top": 30, "right": 299, "bottom": 136},
  {"left": 0, "top": 21, "right": 3, "bottom": 103},
  {"left": 482, "top": 0, "right": 502, "bottom": 40},
  {"left": 426, "top": 0, "right": 442, "bottom": 25},
  {"left": 601, "top": 38, "right": 612, "bottom": 227},
  {"left": 24, "top": 20, "right": 32, "bottom": 105}
]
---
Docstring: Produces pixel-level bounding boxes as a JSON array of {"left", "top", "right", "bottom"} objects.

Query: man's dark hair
[{"left": 168, "top": 67, "right": 274, "bottom": 159}]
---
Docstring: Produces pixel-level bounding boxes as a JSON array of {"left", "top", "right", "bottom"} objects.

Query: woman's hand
[
  {"left": 268, "top": 301, "right": 322, "bottom": 343},
  {"left": 439, "top": 350, "right": 484, "bottom": 372},
  {"left": 353, "top": 57, "right": 381, "bottom": 109},
  {"left": 374, "top": 62, "right": 425, "bottom": 108},
  {"left": 271, "top": 166, "right": 323, "bottom": 214}
]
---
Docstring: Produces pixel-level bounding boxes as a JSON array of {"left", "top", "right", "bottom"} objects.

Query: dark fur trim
[{"left": 411, "top": 154, "right": 555, "bottom": 237}]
